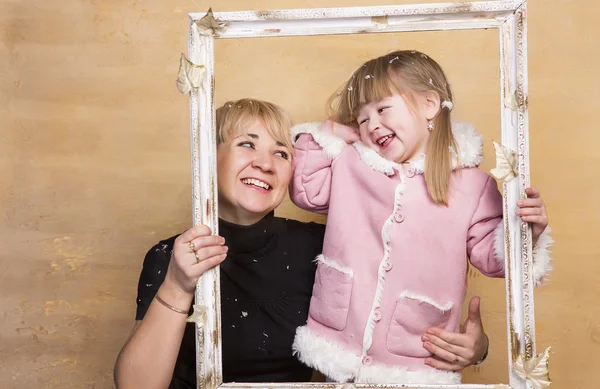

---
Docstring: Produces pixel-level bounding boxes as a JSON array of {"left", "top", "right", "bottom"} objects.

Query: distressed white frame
[{"left": 187, "top": 1, "right": 541, "bottom": 389}]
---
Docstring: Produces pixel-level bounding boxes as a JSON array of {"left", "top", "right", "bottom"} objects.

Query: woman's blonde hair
[
  {"left": 216, "top": 98, "right": 294, "bottom": 155},
  {"left": 329, "top": 50, "right": 456, "bottom": 205}
]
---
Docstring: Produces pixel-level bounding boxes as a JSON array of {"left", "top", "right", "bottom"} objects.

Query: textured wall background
[{"left": 0, "top": 1, "right": 597, "bottom": 388}]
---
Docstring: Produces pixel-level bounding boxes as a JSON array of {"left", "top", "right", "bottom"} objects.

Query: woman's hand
[
  {"left": 164, "top": 224, "right": 228, "bottom": 295},
  {"left": 422, "top": 296, "right": 489, "bottom": 371},
  {"left": 517, "top": 187, "right": 549, "bottom": 243}
]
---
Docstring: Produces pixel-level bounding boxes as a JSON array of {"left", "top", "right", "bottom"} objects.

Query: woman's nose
[{"left": 251, "top": 152, "right": 274, "bottom": 173}]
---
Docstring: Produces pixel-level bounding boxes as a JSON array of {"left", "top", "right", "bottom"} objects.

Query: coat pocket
[
  {"left": 308, "top": 255, "right": 354, "bottom": 331},
  {"left": 386, "top": 291, "right": 452, "bottom": 357}
]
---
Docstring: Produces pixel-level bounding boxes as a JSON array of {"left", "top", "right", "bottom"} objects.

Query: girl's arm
[
  {"left": 466, "top": 176, "right": 505, "bottom": 278},
  {"left": 468, "top": 177, "right": 553, "bottom": 286},
  {"left": 290, "top": 120, "right": 356, "bottom": 213}
]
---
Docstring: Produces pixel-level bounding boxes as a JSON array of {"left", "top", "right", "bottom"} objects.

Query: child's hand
[
  {"left": 516, "top": 187, "right": 548, "bottom": 243},
  {"left": 319, "top": 119, "right": 359, "bottom": 144}
]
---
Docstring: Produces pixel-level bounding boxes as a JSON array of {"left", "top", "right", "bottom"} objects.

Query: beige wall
[{"left": 0, "top": 0, "right": 597, "bottom": 388}]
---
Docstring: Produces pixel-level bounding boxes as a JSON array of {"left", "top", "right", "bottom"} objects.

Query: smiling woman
[
  {"left": 113, "top": 98, "right": 326, "bottom": 389},
  {"left": 216, "top": 100, "right": 294, "bottom": 225}
]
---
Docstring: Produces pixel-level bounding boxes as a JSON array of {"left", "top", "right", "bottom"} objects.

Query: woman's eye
[
  {"left": 275, "top": 150, "right": 289, "bottom": 160},
  {"left": 358, "top": 118, "right": 368, "bottom": 125},
  {"left": 237, "top": 141, "right": 255, "bottom": 149}
]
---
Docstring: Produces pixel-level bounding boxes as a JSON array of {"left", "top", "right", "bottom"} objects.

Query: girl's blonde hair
[
  {"left": 216, "top": 98, "right": 294, "bottom": 156},
  {"left": 329, "top": 50, "right": 456, "bottom": 205}
]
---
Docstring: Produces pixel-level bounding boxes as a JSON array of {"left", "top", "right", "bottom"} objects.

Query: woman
[{"left": 113, "top": 99, "right": 490, "bottom": 389}]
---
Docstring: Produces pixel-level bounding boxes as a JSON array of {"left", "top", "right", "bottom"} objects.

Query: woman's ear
[{"left": 419, "top": 91, "right": 441, "bottom": 120}]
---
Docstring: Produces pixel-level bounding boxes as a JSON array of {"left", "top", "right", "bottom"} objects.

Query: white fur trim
[
  {"left": 293, "top": 325, "right": 461, "bottom": 385},
  {"left": 408, "top": 121, "right": 484, "bottom": 174},
  {"left": 291, "top": 122, "right": 347, "bottom": 159},
  {"left": 356, "top": 363, "right": 461, "bottom": 385},
  {"left": 361, "top": 181, "right": 406, "bottom": 354},
  {"left": 532, "top": 226, "right": 553, "bottom": 287},
  {"left": 493, "top": 219, "right": 506, "bottom": 264},
  {"left": 398, "top": 290, "right": 453, "bottom": 312},
  {"left": 293, "top": 326, "right": 360, "bottom": 382},
  {"left": 315, "top": 254, "right": 354, "bottom": 277},
  {"left": 494, "top": 221, "right": 552, "bottom": 287},
  {"left": 451, "top": 122, "right": 484, "bottom": 168},
  {"left": 351, "top": 141, "right": 401, "bottom": 176}
]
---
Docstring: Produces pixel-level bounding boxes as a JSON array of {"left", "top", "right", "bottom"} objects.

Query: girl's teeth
[{"left": 378, "top": 135, "right": 392, "bottom": 145}]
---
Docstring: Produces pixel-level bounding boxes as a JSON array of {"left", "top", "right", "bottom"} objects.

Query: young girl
[{"left": 289, "top": 50, "right": 552, "bottom": 384}]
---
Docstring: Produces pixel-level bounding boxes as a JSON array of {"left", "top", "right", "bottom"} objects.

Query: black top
[{"left": 135, "top": 212, "right": 325, "bottom": 388}]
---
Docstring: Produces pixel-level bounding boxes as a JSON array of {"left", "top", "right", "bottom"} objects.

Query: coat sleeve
[
  {"left": 467, "top": 176, "right": 554, "bottom": 286},
  {"left": 467, "top": 176, "right": 505, "bottom": 278},
  {"left": 289, "top": 121, "right": 347, "bottom": 214}
]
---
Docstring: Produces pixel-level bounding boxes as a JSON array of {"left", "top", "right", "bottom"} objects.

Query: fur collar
[{"left": 352, "top": 122, "right": 484, "bottom": 176}]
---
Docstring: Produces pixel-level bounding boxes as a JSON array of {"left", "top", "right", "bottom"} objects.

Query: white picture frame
[{"left": 183, "top": 1, "right": 549, "bottom": 389}]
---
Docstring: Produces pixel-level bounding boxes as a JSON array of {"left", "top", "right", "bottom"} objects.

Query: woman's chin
[{"left": 238, "top": 201, "right": 276, "bottom": 219}]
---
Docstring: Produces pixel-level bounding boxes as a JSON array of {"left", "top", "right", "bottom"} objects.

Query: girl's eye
[
  {"left": 238, "top": 141, "right": 255, "bottom": 149},
  {"left": 275, "top": 150, "right": 289, "bottom": 160},
  {"left": 378, "top": 106, "right": 390, "bottom": 114}
]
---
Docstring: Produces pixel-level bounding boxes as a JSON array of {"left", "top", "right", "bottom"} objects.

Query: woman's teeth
[{"left": 242, "top": 178, "right": 270, "bottom": 190}]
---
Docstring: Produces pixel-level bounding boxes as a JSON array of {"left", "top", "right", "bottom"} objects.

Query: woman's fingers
[
  {"left": 193, "top": 245, "right": 228, "bottom": 264},
  {"left": 424, "top": 356, "right": 462, "bottom": 371},
  {"left": 422, "top": 338, "right": 465, "bottom": 368},
  {"left": 177, "top": 225, "right": 212, "bottom": 243},
  {"left": 189, "top": 235, "right": 225, "bottom": 253},
  {"left": 191, "top": 253, "right": 228, "bottom": 276},
  {"left": 425, "top": 327, "right": 469, "bottom": 349}
]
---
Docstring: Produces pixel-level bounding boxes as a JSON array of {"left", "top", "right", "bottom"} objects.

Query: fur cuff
[
  {"left": 532, "top": 226, "right": 553, "bottom": 287},
  {"left": 291, "top": 121, "right": 347, "bottom": 159},
  {"left": 494, "top": 221, "right": 553, "bottom": 287}
]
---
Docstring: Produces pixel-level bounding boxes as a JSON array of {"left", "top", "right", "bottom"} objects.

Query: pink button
[
  {"left": 383, "top": 261, "right": 393, "bottom": 271},
  {"left": 373, "top": 308, "right": 382, "bottom": 322},
  {"left": 406, "top": 168, "right": 415, "bottom": 178},
  {"left": 394, "top": 212, "right": 404, "bottom": 223},
  {"left": 362, "top": 356, "right": 373, "bottom": 365}
]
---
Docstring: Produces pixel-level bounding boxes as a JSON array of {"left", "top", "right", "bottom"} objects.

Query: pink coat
[{"left": 289, "top": 121, "right": 552, "bottom": 384}]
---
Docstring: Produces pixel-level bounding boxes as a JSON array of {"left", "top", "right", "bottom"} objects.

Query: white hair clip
[
  {"left": 389, "top": 56, "right": 399, "bottom": 64},
  {"left": 441, "top": 100, "right": 454, "bottom": 111}
]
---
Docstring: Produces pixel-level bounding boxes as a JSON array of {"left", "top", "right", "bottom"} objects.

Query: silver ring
[{"left": 189, "top": 241, "right": 196, "bottom": 253}]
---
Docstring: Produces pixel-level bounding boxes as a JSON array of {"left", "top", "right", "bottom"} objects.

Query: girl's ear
[{"left": 418, "top": 90, "right": 441, "bottom": 120}]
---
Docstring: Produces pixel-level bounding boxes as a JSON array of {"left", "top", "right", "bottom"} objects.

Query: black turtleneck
[{"left": 135, "top": 213, "right": 325, "bottom": 388}]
